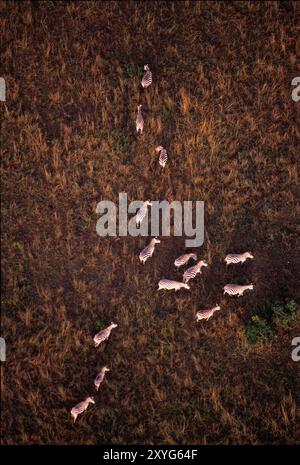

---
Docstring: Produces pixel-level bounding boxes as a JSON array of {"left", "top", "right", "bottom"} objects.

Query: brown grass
[{"left": 1, "top": 0, "right": 300, "bottom": 445}]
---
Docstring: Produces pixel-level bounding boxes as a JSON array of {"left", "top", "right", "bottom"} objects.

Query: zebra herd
[
  {"left": 70, "top": 65, "right": 154, "bottom": 423},
  {"left": 136, "top": 66, "right": 255, "bottom": 311},
  {"left": 140, "top": 234, "right": 254, "bottom": 302},
  {"left": 70, "top": 64, "right": 255, "bottom": 423},
  {"left": 71, "top": 322, "right": 118, "bottom": 423},
  {"left": 137, "top": 214, "right": 254, "bottom": 305}
]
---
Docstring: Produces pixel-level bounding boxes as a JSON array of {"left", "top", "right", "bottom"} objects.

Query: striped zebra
[
  {"left": 139, "top": 237, "right": 160, "bottom": 264},
  {"left": 223, "top": 283, "right": 254, "bottom": 297},
  {"left": 158, "top": 279, "right": 190, "bottom": 292},
  {"left": 136, "top": 104, "right": 144, "bottom": 133},
  {"left": 225, "top": 252, "right": 254, "bottom": 265},
  {"left": 93, "top": 322, "right": 118, "bottom": 348},
  {"left": 196, "top": 305, "right": 221, "bottom": 322},
  {"left": 94, "top": 366, "right": 110, "bottom": 391},
  {"left": 183, "top": 260, "right": 208, "bottom": 284},
  {"left": 155, "top": 146, "right": 168, "bottom": 168},
  {"left": 174, "top": 252, "right": 197, "bottom": 269},
  {"left": 141, "top": 64, "right": 152, "bottom": 88},
  {"left": 135, "top": 200, "right": 152, "bottom": 227},
  {"left": 70, "top": 396, "right": 95, "bottom": 423}
]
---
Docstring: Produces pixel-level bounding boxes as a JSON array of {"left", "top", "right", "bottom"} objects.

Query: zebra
[
  {"left": 196, "top": 305, "right": 221, "bottom": 322},
  {"left": 141, "top": 64, "right": 152, "bottom": 88},
  {"left": 155, "top": 146, "right": 168, "bottom": 168},
  {"left": 94, "top": 322, "right": 118, "bottom": 348},
  {"left": 136, "top": 104, "right": 144, "bottom": 133},
  {"left": 158, "top": 279, "right": 190, "bottom": 292},
  {"left": 135, "top": 200, "right": 152, "bottom": 227},
  {"left": 94, "top": 366, "right": 110, "bottom": 391},
  {"left": 183, "top": 260, "right": 208, "bottom": 284},
  {"left": 174, "top": 252, "right": 197, "bottom": 269},
  {"left": 223, "top": 283, "right": 254, "bottom": 297},
  {"left": 139, "top": 237, "right": 160, "bottom": 264},
  {"left": 70, "top": 396, "right": 95, "bottom": 423},
  {"left": 225, "top": 252, "right": 254, "bottom": 265}
]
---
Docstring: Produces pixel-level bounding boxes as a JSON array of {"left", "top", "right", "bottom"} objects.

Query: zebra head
[
  {"left": 87, "top": 396, "right": 95, "bottom": 404},
  {"left": 144, "top": 64, "right": 150, "bottom": 70},
  {"left": 155, "top": 145, "right": 163, "bottom": 152},
  {"left": 246, "top": 252, "right": 254, "bottom": 259}
]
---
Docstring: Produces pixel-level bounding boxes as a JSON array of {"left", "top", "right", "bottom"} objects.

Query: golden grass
[{"left": 1, "top": 0, "right": 300, "bottom": 445}]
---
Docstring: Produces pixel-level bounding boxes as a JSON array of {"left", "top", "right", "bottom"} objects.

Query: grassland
[{"left": 1, "top": 0, "right": 300, "bottom": 445}]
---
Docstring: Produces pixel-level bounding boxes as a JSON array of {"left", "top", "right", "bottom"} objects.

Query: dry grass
[{"left": 1, "top": 0, "right": 300, "bottom": 445}]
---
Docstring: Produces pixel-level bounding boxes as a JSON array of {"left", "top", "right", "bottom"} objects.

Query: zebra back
[
  {"left": 141, "top": 68, "right": 152, "bottom": 88},
  {"left": 136, "top": 203, "right": 148, "bottom": 225},
  {"left": 95, "top": 370, "right": 107, "bottom": 390},
  {"left": 71, "top": 400, "right": 86, "bottom": 416},
  {"left": 139, "top": 242, "right": 154, "bottom": 263},
  {"left": 174, "top": 253, "right": 197, "bottom": 268},
  {"left": 196, "top": 309, "right": 212, "bottom": 320},
  {"left": 136, "top": 105, "right": 144, "bottom": 132},
  {"left": 183, "top": 264, "right": 199, "bottom": 283},
  {"left": 159, "top": 148, "right": 168, "bottom": 168},
  {"left": 225, "top": 253, "right": 243, "bottom": 264},
  {"left": 94, "top": 327, "right": 110, "bottom": 345},
  {"left": 223, "top": 284, "right": 241, "bottom": 295},
  {"left": 158, "top": 279, "right": 174, "bottom": 289},
  {"left": 158, "top": 279, "right": 189, "bottom": 290}
]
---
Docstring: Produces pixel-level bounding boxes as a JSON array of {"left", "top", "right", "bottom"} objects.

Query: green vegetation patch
[
  {"left": 245, "top": 299, "right": 299, "bottom": 346},
  {"left": 271, "top": 300, "right": 298, "bottom": 327},
  {"left": 95, "top": 319, "right": 106, "bottom": 330},
  {"left": 245, "top": 315, "right": 273, "bottom": 346}
]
